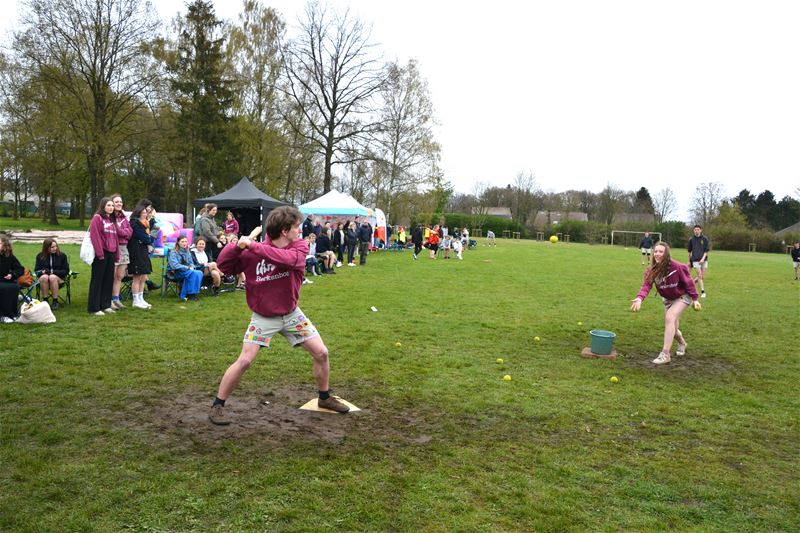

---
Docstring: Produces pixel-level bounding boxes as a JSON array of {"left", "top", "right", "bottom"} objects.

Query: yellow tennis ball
[
  {"left": 534, "top": 336, "right": 541, "bottom": 342},
  {"left": 549, "top": 235, "right": 558, "bottom": 243},
  {"left": 610, "top": 376, "right": 619, "bottom": 383},
  {"left": 503, "top": 374, "right": 512, "bottom": 381},
  {"left": 496, "top": 358, "right": 504, "bottom": 364},
  {"left": 577, "top": 321, "right": 583, "bottom": 326},
  {"left": 395, "top": 342, "right": 402, "bottom": 347}
]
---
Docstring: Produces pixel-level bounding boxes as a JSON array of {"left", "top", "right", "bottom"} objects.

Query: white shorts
[
  {"left": 243, "top": 307, "right": 319, "bottom": 348},
  {"left": 793, "top": 261, "right": 799, "bottom": 268},
  {"left": 641, "top": 248, "right": 652, "bottom": 254},
  {"left": 662, "top": 294, "right": 692, "bottom": 309},
  {"left": 115, "top": 245, "right": 130, "bottom": 266},
  {"left": 692, "top": 261, "right": 708, "bottom": 270}
]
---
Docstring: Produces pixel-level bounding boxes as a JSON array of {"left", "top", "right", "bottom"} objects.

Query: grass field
[{"left": 1, "top": 239, "right": 798, "bottom": 531}]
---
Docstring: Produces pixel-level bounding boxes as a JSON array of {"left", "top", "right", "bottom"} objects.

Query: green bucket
[{"left": 589, "top": 330, "right": 616, "bottom": 355}]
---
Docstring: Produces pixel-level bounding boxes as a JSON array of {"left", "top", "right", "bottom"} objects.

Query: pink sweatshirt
[
  {"left": 89, "top": 214, "right": 119, "bottom": 262},
  {"left": 217, "top": 236, "right": 308, "bottom": 317},
  {"left": 115, "top": 212, "right": 133, "bottom": 246},
  {"left": 636, "top": 260, "right": 699, "bottom": 302}
]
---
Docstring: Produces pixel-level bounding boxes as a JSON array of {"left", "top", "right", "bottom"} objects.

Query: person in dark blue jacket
[
  {"left": 34, "top": 238, "right": 69, "bottom": 309},
  {"left": 357, "top": 219, "right": 373, "bottom": 265}
]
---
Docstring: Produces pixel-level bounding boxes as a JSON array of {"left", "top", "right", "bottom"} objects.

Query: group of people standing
[
  {"left": 404, "top": 224, "right": 468, "bottom": 260},
  {"left": 301, "top": 214, "right": 374, "bottom": 274}
]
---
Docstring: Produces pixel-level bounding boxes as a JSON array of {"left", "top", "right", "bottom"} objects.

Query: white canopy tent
[{"left": 299, "top": 190, "right": 387, "bottom": 246}]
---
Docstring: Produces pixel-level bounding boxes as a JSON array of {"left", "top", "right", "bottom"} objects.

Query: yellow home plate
[{"left": 299, "top": 396, "right": 361, "bottom": 413}]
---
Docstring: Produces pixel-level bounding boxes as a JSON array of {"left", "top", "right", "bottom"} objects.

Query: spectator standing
[
  {"left": 346, "top": 221, "right": 358, "bottom": 266},
  {"left": 687, "top": 225, "right": 710, "bottom": 298},
  {"left": 128, "top": 200, "right": 156, "bottom": 309},
  {"left": 111, "top": 194, "right": 133, "bottom": 309},
  {"left": 223, "top": 211, "right": 240, "bottom": 239},
  {"left": 0, "top": 235, "right": 23, "bottom": 322},
  {"left": 357, "top": 219, "right": 373, "bottom": 265},
  {"left": 302, "top": 213, "right": 315, "bottom": 238},
  {"left": 791, "top": 242, "right": 800, "bottom": 280},
  {"left": 333, "top": 222, "right": 346, "bottom": 267},
  {"left": 87, "top": 197, "right": 120, "bottom": 315},
  {"left": 34, "top": 238, "right": 69, "bottom": 310},
  {"left": 198, "top": 204, "right": 223, "bottom": 252}
]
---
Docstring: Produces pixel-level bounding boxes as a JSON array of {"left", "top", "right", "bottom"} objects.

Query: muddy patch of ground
[
  {"left": 621, "top": 351, "right": 737, "bottom": 374},
  {"left": 132, "top": 385, "right": 437, "bottom": 447}
]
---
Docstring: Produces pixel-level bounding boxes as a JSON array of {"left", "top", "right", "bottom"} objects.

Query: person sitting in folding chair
[
  {"left": 34, "top": 238, "right": 69, "bottom": 310},
  {"left": 168, "top": 235, "right": 204, "bottom": 301},
  {"left": 0, "top": 235, "right": 24, "bottom": 323}
]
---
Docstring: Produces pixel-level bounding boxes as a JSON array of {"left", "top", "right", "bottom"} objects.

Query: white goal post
[{"left": 610, "top": 230, "right": 661, "bottom": 246}]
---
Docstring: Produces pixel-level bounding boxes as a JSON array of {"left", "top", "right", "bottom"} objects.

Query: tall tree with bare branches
[
  {"left": 282, "top": 2, "right": 384, "bottom": 193},
  {"left": 13, "top": 0, "right": 160, "bottom": 219}
]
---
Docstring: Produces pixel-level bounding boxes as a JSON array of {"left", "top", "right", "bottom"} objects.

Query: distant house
[
  {"left": 532, "top": 211, "right": 588, "bottom": 227},
  {"left": 483, "top": 207, "right": 513, "bottom": 219},
  {"left": 612, "top": 213, "right": 656, "bottom": 225},
  {"left": 776, "top": 221, "right": 800, "bottom": 238}
]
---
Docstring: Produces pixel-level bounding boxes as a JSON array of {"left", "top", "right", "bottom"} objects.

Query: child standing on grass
[
  {"left": 209, "top": 206, "right": 349, "bottom": 425},
  {"left": 630, "top": 242, "right": 701, "bottom": 365}
]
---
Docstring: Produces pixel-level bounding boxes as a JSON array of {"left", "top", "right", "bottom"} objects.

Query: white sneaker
[
  {"left": 104, "top": 307, "right": 116, "bottom": 314},
  {"left": 302, "top": 278, "right": 313, "bottom": 285},
  {"left": 336, "top": 261, "right": 342, "bottom": 268},
  {"left": 141, "top": 299, "right": 152, "bottom": 308},
  {"left": 1, "top": 316, "right": 15, "bottom": 323},
  {"left": 676, "top": 343, "right": 687, "bottom": 356},
  {"left": 312, "top": 271, "right": 319, "bottom": 276},
  {"left": 93, "top": 311, "right": 105, "bottom": 316},
  {"left": 348, "top": 263, "right": 356, "bottom": 267},
  {"left": 133, "top": 301, "right": 150, "bottom": 309},
  {"left": 701, "top": 292, "right": 706, "bottom": 298},
  {"left": 652, "top": 352, "right": 671, "bottom": 365}
]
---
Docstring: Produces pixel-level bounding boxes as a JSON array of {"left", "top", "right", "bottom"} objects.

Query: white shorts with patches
[{"left": 243, "top": 307, "right": 319, "bottom": 348}]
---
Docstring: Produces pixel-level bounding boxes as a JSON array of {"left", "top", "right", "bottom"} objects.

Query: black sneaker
[
  {"left": 51, "top": 300, "right": 60, "bottom": 310},
  {"left": 146, "top": 280, "right": 161, "bottom": 291},
  {"left": 187, "top": 294, "right": 199, "bottom": 301},
  {"left": 208, "top": 404, "right": 231, "bottom": 425},
  {"left": 318, "top": 396, "right": 350, "bottom": 413}
]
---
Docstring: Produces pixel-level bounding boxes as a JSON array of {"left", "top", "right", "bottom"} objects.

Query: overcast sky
[{"left": 3, "top": 0, "right": 798, "bottom": 221}]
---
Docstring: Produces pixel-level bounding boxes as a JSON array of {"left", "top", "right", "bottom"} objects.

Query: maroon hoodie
[
  {"left": 636, "top": 259, "right": 699, "bottom": 302},
  {"left": 217, "top": 236, "right": 308, "bottom": 317},
  {"left": 89, "top": 214, "right": 120, "bottom": 262}
]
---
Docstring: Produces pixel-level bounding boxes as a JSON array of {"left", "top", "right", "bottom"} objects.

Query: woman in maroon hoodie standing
[
  {"left": 631, "top": 242, "right": 701, "bottom": 365},
  {"left": 87, "top": 197, "right": 120, "bottom": 315},
  {"left": 110, "top": 194, "right": 133, "bottom": 309}
]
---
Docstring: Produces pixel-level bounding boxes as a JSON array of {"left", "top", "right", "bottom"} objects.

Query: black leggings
[
  {"left": 414, "top": 242, "right": 423, "bottom": 255},
  {"left": 346, "top": 243, "right": 356, "bottom": 264}
]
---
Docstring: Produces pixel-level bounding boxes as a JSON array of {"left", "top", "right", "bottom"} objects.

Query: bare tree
[
  {"left": 690, "top": 182, "right": 725, "bottom": 226},
  {"left": 14, "top": 0, "right": 160, "bottom": 219},
  {"left": 371, "top": 59, "right": 439, "bottom": 219},
  {"left": 282, "top": 2, "right": 384, "bottom": 193},
  {"left": 652, "top": 187, "right": 678, "bottom": 223}
]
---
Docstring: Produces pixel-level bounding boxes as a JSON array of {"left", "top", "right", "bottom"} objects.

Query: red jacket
[
  {"left": 217, "top": 237, "right": 308, "bottom": 317},
  {"left": 636, "top": 260, "right": 698, "bottom": 302}
]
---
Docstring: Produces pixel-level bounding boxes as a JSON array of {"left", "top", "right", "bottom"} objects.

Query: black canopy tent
[{"left": 193, "top": 177, "right": 290, "bottom": 239}]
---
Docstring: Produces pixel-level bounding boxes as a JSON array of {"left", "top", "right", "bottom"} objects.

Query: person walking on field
[
  {"left": 411, "top": 224, "right": 423, "bottom": 260},
  {"left": 638, "top": 231, "right": 654, "bottom": 265},
  {"left": 208, "top": 206, "right": 350, "bottom": 425},
  {"left": 631, "top": 242, "right": 701, "bottom": 365},
  {"left": 687, "top": 224, "right": 710, "bottom": 298},
  {"left": 791, "top": 242, "right": 800, "bottom": 280}
]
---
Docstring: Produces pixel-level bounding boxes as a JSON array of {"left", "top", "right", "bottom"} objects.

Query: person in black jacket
[
  {"left": 791, "top": 241, "right": 800, "bottom": 280},
  {"left": 0, "top": 235, "right": 24, "bottom": 322},
  {"left": 357, "top": 218, "right": 373, "bottom": 265},
  {"left": 687, "top": 225, "right": 710, "bottom": 298},
  {"left": 34, "top": 238, "right": 69, "bottom": 310},
  {"left": 316, "top": 229, "right": 337, "bottom": 273},
  {"left": 302, "top": 214, "right": 315, "bottom": 238},
  {"left": 411, "top": 224, "right": 424, "bottom": 260},
  {"left": 345, "top": 221, "right": 358, "bottom": 266},
  {"left": 332, "top": 222, "right": 346, "bottom": 267}
]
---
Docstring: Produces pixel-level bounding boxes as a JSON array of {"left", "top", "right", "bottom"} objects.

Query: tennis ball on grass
[
  {"left": 503, "top": 375, "right": 512, "bottom": 381},
  {"left": 549, "top": 235, "right": 558, "bottom": 243},
  {"left": 610, "top": 376, "right": 619, "bottom": 383},
  {"left": 496, "top": 358, "right": 504, "bottom": 364},
  {"left": 577, "top": 321, "right": 582, "bottom": 326},
  {"left": 395, "top": 342, "right": 402, "bottom": 347},
  {"left": 534, "top": 336, "right": 541, "bottom": 342}
]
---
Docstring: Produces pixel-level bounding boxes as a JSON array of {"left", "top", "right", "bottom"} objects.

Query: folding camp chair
[{"left": 34, "top": 271, "right": 79, "bottom": 306}]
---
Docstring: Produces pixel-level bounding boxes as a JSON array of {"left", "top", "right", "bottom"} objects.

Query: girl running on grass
[{"left": 630, "top": 242, "right": 701, "bottom": 365}]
